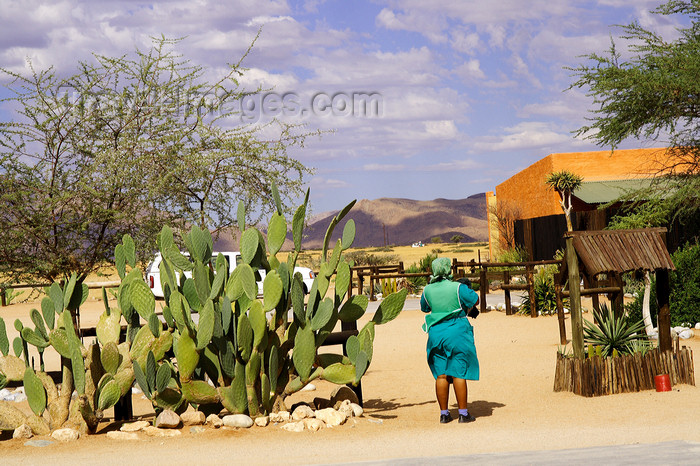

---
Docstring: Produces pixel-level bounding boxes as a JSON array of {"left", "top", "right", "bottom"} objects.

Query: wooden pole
[
  {"left": 479, "top": 267, "right": 487, "bottom": 314},
  {"left": 656, "top": 269, "right": 672, "bottom": 353},
  {"left": 555, "top": 284, "right": 567, "bottom": 345},
  {"left": 565, "top": 236, "right": 584, "bottom": 359},
  {"left": 527, "top": 265, "right": 537, "bottom": 318},
  {"left": 504, "top": 270, "right": 512, "bottom": 315}
]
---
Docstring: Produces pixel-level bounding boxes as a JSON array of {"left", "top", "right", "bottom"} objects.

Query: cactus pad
[
  {"left": 339, "top": 295, "right": 369, "bottom": 322},
  {"left": 23, "top": 367, "right": 47, "bottom": 416},
  {"left": 262, "top": 271, "right": 283, "bottom": 312},
  {"left": 321, "top": 363, "right": 356, "bottom": 385},
  {"left": 372, "top": 289, "right": 408, "bottom": 325},
  {"left": 130, "top": 279, "right": 156, "bottom": 321},
  {"left": 292, "top": 326, "right": 315, "bottom": 381},
  {"left": 97, "top": 379, "right": 121, "bottom": 411},
  {"left": 176, "top": 330, "right": 199, "bottom": 380},
  {"left": 96, "top": 309, "right": 122, "bottom": 345}
]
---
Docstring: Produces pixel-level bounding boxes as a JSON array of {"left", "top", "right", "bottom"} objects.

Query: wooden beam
[{"left": 566, "top": 236, "right": 584, "bottom": 359}]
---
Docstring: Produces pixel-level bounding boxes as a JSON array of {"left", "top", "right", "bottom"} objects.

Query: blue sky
[{"left": 0, "top": 0, "right": 686, "bottom": 215}]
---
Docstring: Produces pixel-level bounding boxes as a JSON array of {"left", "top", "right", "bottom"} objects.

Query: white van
[{"left": 144, "top": 251, "right": 315, "bottom": 298}]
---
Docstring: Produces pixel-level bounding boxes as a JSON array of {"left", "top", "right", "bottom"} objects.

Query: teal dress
[{"left": 420, "top": 280, "right": 479, "bottom": 380}]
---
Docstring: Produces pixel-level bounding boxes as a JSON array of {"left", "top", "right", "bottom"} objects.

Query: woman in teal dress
[{"left": 420, "top": 257, "right": 479, "bottom": 424}]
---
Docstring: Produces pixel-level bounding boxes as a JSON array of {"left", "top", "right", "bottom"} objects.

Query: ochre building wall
[{"left": 494, "top": 148, "right": 670, "bottom": 220}]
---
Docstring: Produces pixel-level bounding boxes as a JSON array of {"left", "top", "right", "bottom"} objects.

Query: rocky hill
[{"left": 300, "top": 194, "right": 488, "bottom": 249}]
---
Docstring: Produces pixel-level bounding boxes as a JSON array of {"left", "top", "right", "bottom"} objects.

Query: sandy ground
[{"left": 0, "top": 294, "right": 698, "bottom": 465}]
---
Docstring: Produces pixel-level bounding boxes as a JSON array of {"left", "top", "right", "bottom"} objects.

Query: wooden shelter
[
  {"left": 553, "top": 228, "right": 695, "bottom": 396},
  {"left": 556, "top": 227, "right": 675, "bottom": 354}
]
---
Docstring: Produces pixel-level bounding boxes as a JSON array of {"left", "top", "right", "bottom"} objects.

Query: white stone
[
  {"left": 180, "top": 411, "right": 206, "bottom": 426},
  {"left": 254, "top": 416, "right": 270, "bottom": 427},
  {"left": 695, "top": 323, "right": 700, "bottom": 330},
  {"left": 349, "top": 403, "right": 363, "bottom": 417},
  {"left": 13, "top": 424, "right": 33, "bottom": 439},
  {"left": 223, "top": 414, "right": 253, "bottom": 428},
  {"left": 270, "top": 411, "right": 291, "bottom": 423},
  {"left": 679, "top": 329, "right": 695, "bottom": 340},
  {"left": 337, "top": 400, "right": 353, "bottom": 418},
  {"left": 673, "top": 326, "right": 687, "bottom": 334},
  {"left": 12, "top": 392, "right": 27, "bottom": 402},
  {"left": 131, "top": 387, "right": 142, "bottom": 394},
  {"left": 291, "top": 405, "right": 315, "bottom": 420},
  {"left": 486, "top": 305, "right": 495, "bottom": 311},
  {"left": 106, "top": 431, "right": 139, "bottom": 441},
  {"left": 120, "top": 420, "right": 150, "bottom": 432},
  {"left": 155, "top": 409, "right": 182, "bottom": 428},
  {"left": 51, "top": 428, "right": 80, "bottom": 442},
  {"left": 314, "top": 408, "right": 347, "bottom": 427},
  {"left": 303, "top": 418, "right": 324, "bottom": 432},
  {"left": 143, "top": 426, "right": 181, "bottom": 437},
  {"left": 206, "top": 414, "right": 223, "bottom": 428},
  {"left": 280, "top": 421, "right": 304, "bottom": 432},
  {"left": 496, "top": 303, "right": 506, "bottom": 311},
  {"left": 300, "top": 383, "right": 316, "bottom": 392}
]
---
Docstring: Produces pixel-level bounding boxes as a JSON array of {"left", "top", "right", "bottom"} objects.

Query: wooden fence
[
  {"left": 1, "top": 280, "right": 121, "bottom": 306},
  {"left": 554, "top": 346, "right": 695, "bottom": 396}
]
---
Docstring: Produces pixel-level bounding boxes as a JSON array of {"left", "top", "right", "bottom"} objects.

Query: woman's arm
[
  {"left": 420, "top": 293, "right": 431, "bottom": 313},
  {"left": 458, "top": 283, "right": 479, "bottom": 311}
]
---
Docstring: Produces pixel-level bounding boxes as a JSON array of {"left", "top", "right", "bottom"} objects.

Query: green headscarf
[{"left": 429, "top": 257, "right": 452, "bottom": 283}]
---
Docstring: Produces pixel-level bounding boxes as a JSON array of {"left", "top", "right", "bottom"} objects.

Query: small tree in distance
[
  {"left": 450, "top": 235, "right": 463, "bottom": 243},
  {"left": 545, "top": 171, "right": 583, "bottom": 232},
  {"left": 431, "top": 236, "right": 442, "bottom": 244}
]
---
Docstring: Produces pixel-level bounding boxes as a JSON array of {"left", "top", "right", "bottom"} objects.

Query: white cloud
[
  {"left": 455, "top": 59, "right": 486, "bottom": 81},
  {"left": 363, "top": 163, "right": 407, "bottom": 171},
  {"left": 425, "top": 120, "right": 458, "bottom": 139},
  {"left": 471, "top": 122, "right": 574, "bottom": 152},
  {"left": 375, "top": 8, "right": 447, "bottom": 43},
  {"left": 310, "top": 177, "right": 350, "bottom": 189},
  {"left": 450, "top": 29, "right": 481, "bottom": 54}
]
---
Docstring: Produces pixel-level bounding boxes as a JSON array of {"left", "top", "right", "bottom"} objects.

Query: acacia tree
[
  {"left": 545, "top": 170, "right": 583, "bottom": 231},
  {"left": 568, "top": 0, "right": 700, "bottom": 225},
  {"left": 0, "top": 37, "right": 313, "bottom": 283},
  {"left": 489, "top": 199, "right": 521, "bottom": 254}
]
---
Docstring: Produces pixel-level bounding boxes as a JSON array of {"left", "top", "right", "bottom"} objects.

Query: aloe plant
[{"left": 583, "top": 303, "right": 647, "bottom": 358}]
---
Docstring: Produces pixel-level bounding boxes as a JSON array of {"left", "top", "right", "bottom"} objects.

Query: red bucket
[{"left": 654, "top": 374, "right": 672, "bottom": 392}]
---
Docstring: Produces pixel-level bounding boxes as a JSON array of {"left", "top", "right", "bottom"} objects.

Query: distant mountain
[{"left": 300, "top": 194, "right": 488, "bottom": 249}]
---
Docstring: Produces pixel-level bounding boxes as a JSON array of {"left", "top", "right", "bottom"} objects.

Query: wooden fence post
[
  {"left": 479, "top": 266, "right": 487, "bottom": 314},
  {"left": 348, "top": 268, "right": 354, "bottom": 298},
  {"left": 504, "top": 270, "right": 512, "bottom": 315},
  {"left": 566, "top": 236, "right": 584, "bottom": 359},
  {"left": 555, "top": 284, "right": 567, "bottom": 345},
  {"left": 527, "top": 265, "right": 537, "bottom": 318},
  {"left": 1, "top": 287, "right": 6, "bottom": 307}
]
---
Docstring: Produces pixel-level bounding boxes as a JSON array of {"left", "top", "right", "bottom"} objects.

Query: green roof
[{"left": 572, "top": 179, "right": 657, "bottom": 204}]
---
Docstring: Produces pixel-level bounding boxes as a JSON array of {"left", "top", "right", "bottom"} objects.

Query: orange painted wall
[{"left": 494, "top": 148, "right": 671, "bottom": 220}]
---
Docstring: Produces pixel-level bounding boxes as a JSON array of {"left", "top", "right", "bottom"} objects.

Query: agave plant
[{"left": 583, "top": 303, "right": 647, "bottom": 358}]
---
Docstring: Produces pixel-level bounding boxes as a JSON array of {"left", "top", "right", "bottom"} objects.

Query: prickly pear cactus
[{"left": 146, "top": 184, "right": 407, "bottom": 416}]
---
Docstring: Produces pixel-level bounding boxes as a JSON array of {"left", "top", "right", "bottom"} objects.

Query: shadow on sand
[
  {"left": 465, "top": 399, "right": 505, "bottom": 418},
  {"left": 362, "top": 398, "right": 435, "bottom": 419}
]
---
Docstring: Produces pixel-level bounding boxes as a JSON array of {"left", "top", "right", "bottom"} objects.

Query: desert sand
[{"left": 1, "top": 294, "right": 698, "bottom": 465}]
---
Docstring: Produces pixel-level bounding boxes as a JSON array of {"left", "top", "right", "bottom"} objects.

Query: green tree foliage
[
  {"left": 569, "top": 0, "right": 700, "bottom": 225},
  {"left": 450, "top": 235, "right": 463, "bottom": 243},
  {"left": 0, "top": 37, "right": 313, "bottom": 283}
]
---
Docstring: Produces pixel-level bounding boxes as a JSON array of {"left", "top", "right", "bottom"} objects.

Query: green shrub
[
  {"left": 495, "top": 245, "right": 529, "bottom": 263},
  {"left": 345, "top": 251, "right": 400, "bottom": 266},
  {"left": 625, "top": 242, "right": 700, "bottom": 327},
  {"left": 518, "top": 265, "right": 567, "bottom": 316},
  {"left": 669, "top": 242, "right": 700, "bottom": 326}
]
